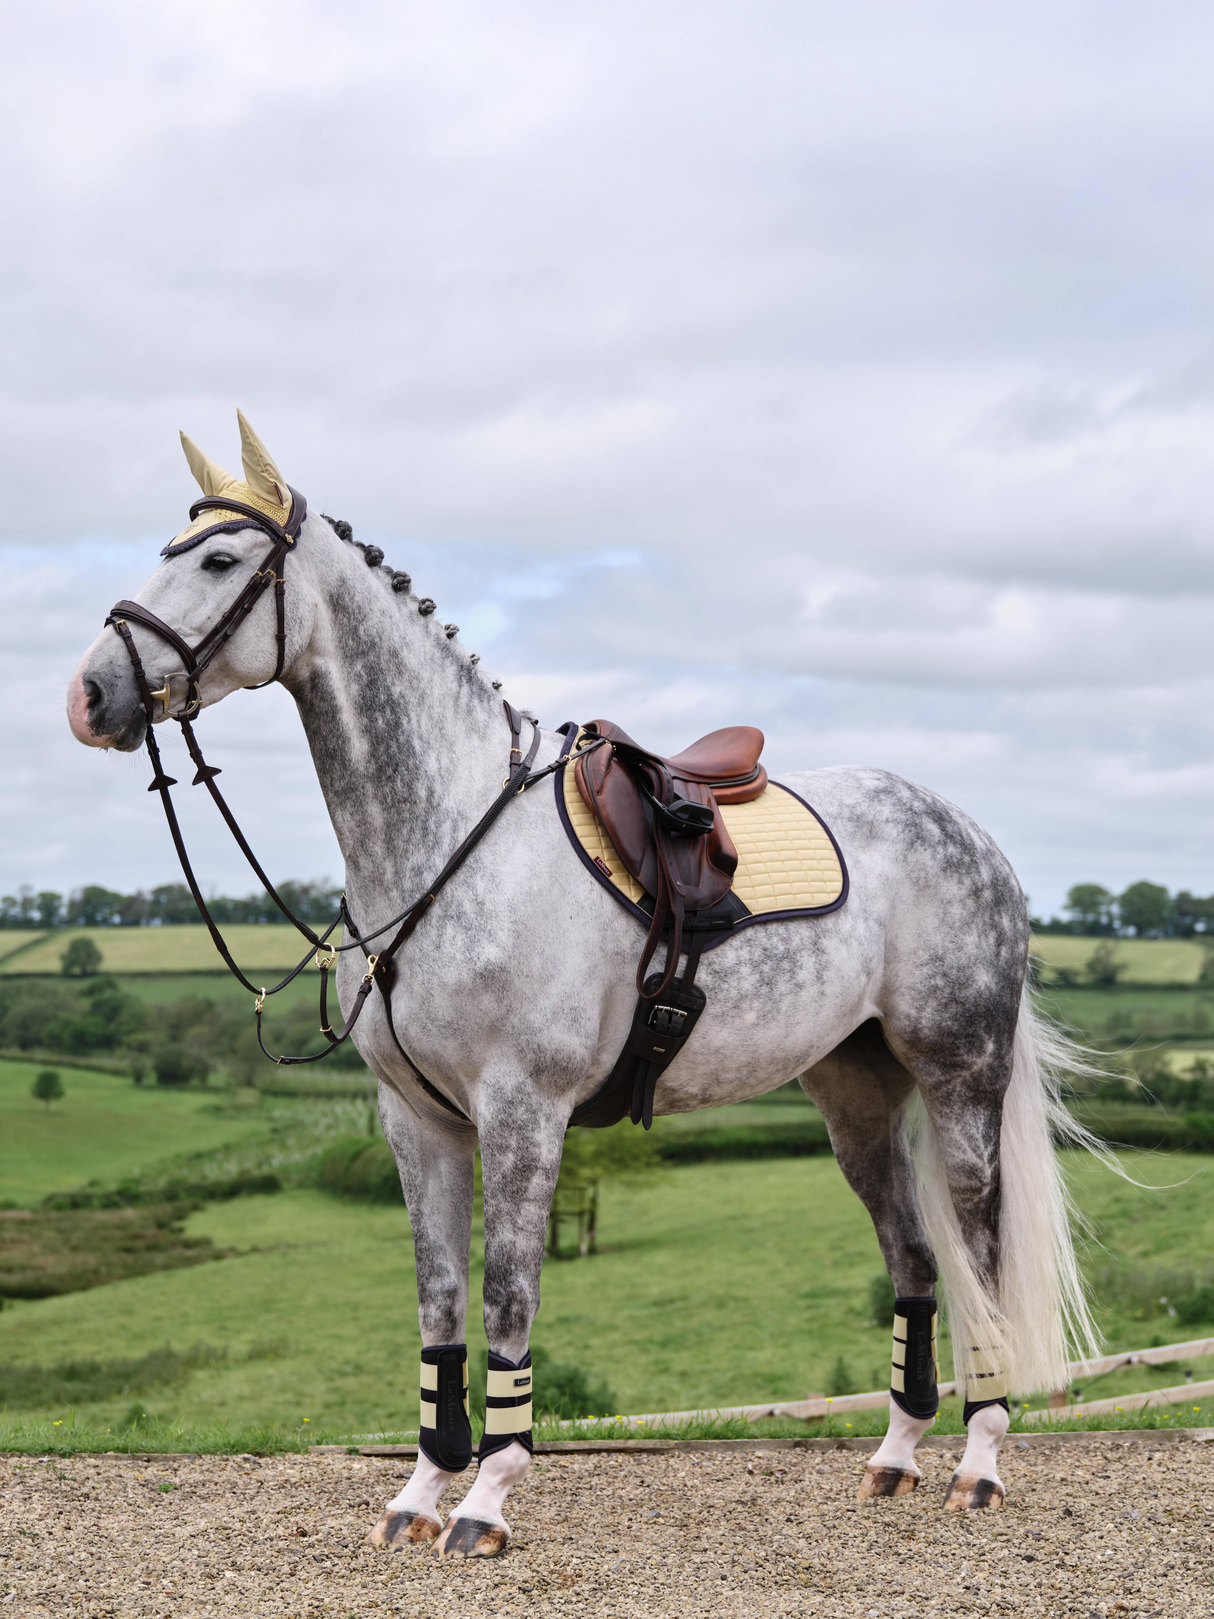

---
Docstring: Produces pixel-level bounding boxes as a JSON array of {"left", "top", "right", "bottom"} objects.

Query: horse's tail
[{"left": 910, "top": 987, "right": 1107, "bottom": 1398}]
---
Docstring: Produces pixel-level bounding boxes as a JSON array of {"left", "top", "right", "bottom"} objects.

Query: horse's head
[{"left": 68, "top": 412, "right": 317, "bottom": 751}]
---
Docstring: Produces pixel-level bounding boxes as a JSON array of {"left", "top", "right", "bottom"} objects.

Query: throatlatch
[
  {"left": 890, "top": 1296, "right": 939, "bottom": 1421},
  {"left": 418, "top": 1344, "right": 472, "bottom": 1473},
  {"left": 478, "top": 1350, "right": 534, "bottom": 1462}
]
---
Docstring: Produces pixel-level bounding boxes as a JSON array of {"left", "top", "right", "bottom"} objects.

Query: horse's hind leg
[
  {"left": 885, "top": 1007, "right": 1016, "bottom": 1513},
  {"left": 800, "top": 1021, "right": 940, "bottom": 1503}
]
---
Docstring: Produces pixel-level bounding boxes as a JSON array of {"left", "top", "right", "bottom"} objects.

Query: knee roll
[
  {"left": 418, "top": 1343, "right": 472, "bottom": 1473},
  {"left": 890, "top": 1296, "right": 939, "bottom": 1421},
  {"left": 478, "top": 1349, "right": 534, "bottom": 1462}
]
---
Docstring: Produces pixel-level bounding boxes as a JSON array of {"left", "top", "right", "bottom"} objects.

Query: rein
[{"left": 105, "top": 494, "right": 592, "bottom": 1079}]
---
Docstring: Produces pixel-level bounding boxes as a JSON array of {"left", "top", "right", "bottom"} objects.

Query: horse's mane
[{"left": 318, "top": 511, "right": 514, "bottom": 708}]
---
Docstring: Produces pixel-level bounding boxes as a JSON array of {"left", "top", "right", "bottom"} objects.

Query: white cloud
[{"left": 4, "top": 0, "right": 1214, "bottom": 914}]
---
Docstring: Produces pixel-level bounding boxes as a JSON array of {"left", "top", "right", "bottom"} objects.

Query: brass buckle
[
  {"left": 255, "top": 988, "right": 266, "bottom": 1014},
  {"left": 362, "top": 953, "right": 379, "bottom": 983},
  {"left": 315, "top": 945, "right": 337, "bottom": 971}
]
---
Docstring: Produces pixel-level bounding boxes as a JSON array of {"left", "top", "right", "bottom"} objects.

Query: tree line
[
  {"left": 0, "top": 880, "right": 341, "bottom": 929},
  {"left": 1035, "top": 881, "right": 1214, "bottom": 938},
  {"left": 6, "top": 872, "right": 1210, "bottom": 939}
]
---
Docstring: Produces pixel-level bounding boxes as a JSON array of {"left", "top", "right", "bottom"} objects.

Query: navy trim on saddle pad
[{"left": 552, "top": 724, "right": 849, "bottom": 951}]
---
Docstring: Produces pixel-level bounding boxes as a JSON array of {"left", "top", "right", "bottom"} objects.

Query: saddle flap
[{"left": 574, "top": 728, "right": 738, "bottom": 908}]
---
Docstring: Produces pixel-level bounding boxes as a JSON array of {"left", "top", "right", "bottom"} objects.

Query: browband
[{"left": 161, "top": 488, "right": 307, "bottom": 556}]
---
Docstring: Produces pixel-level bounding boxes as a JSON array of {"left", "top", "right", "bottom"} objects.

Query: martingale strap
[
  {"left": 478, "top": 1350, "right": 534, "bottom": 1462},
  {"left": 419, "top": 1344, "right": 472, "bottom": 1473}
]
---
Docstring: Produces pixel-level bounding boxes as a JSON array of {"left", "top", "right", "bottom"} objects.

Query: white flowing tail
[{"left": 910, "top": 989, "right": 1107, "bottom": 1397}]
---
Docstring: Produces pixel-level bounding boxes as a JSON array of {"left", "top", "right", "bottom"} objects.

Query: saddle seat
[{"left": 659, "top": 726, "right": 767, "bottom": 800}]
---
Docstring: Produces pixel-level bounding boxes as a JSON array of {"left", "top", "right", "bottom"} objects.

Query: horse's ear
[
  {"left": 237, "top": 409, "right": 289, "bottom": 507},
  {"left": 180, "top": 432, "right": 238, "bottom": 497}
]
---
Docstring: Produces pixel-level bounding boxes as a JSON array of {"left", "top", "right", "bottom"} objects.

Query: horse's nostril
[{"left": 83, "top": 678, "right": 102, "bottom": 710}]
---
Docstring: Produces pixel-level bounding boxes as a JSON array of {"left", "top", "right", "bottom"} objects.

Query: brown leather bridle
[
  {"left": 107, "top": 487, "right": 307, "bottom": 725},
  {"left": 102, "top": 487, "right": 573, "bottom": 1094}
]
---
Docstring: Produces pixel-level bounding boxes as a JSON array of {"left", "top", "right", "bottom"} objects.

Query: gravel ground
[{"left": 1, "top": 1437, "right": 1212, "bottom": 1617}]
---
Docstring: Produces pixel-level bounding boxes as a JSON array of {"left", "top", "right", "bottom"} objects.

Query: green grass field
[
  {"left": 1037, "top": 984, "right": 1214, "bottom": 1045},
  {"left": 1030, "top": 935, "right": 1206, "bottom": 983},
  {"left": 3, "top": 932, "right": 1214, "bottom": 1448},
  {"left": 0, "top": 1059, "right": 277, "bottom": 1203},
  {"left": 1, "top": 1151, "right": 1213, "bottom": 1440},
  {"left": 0, "top": 927, "right": 1201, "bottom": 982},
  {"left": 0, "top": 932, "right": 48, "bottom": 964},
  {"left": 0, "top": 925, "right": 322, "bottom": 977}
]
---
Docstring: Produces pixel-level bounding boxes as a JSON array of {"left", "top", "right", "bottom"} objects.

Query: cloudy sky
[{"left": 5, "top": 0, "right": 1214, "bottom": 917}]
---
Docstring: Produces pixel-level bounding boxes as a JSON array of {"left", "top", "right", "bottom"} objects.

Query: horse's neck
[{"left": 286, "top": 532, "right": 510, "bottom": 917}]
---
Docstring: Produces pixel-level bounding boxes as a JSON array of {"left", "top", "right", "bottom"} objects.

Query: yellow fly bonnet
[{"left": 162, "top": 410, "right": 297, "bottom": 556}]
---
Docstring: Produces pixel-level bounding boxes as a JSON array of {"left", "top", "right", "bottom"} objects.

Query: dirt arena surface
[{"left": 1, "top": 1436, "right": 1212, "bottom": 1617}]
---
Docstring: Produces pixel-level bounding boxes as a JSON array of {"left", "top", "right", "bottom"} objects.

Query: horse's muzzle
[{"left": 67, "top": 652, "right": 146, "bottom": 751}]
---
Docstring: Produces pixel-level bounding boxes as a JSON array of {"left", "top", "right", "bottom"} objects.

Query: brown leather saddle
[
  {"left": 569, "top": 719, "right": 769, "bottom": 1131},
  {"left": 574, "top": 720, "right": 767, "bottom": 997}
]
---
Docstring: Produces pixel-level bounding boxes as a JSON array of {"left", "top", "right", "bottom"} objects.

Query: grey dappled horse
[{"left": 68, "top": 416, "right": 1100, "bottom": 1554}]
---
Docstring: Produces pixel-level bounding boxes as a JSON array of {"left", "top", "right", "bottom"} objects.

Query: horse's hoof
[
  {"left": 369, "top": 1509, "right": 442, "bottom": 1546},
  {"left": 858, "top": 1465, "right": 919, "bottom": 1501},
  {"left": 433, "top": 1514, "right": 511, "bottom": 1558},
  {"left": 942, "top": 1472, "right": 1004, "bottom": 1511}
]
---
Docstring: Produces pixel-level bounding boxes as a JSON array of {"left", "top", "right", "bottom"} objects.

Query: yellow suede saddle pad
[{"left": 556, "top": 728, "right": 848, "bottom": 941}]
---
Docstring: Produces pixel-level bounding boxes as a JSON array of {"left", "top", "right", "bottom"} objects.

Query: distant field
[
  {"left": 2, "top": 927, "right": 1199, "bottom": 982},
  {"left": 1030, "top": 935, "right": 1206, "bottom": 984},
  {"left": 0, "top": 1060, "right": 275, "bottom": 1203},
  {"left": 0, "top": 925, "right": 323, "bottom": 977},
  {"left": 103, "top": 972, "right": 323, "bottom": 1010},
  {"left": 1037, "top": 984, "right": 1213, "bottom": 1044}
]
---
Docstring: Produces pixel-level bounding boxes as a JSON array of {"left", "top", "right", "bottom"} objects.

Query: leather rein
[{"left": 104, "top": 491, "right": 583, "bottom": 1089}]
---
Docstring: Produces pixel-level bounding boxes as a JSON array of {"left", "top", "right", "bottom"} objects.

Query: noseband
[{"left": 100, "top": 492, "right": 591, "bottom": 1091}]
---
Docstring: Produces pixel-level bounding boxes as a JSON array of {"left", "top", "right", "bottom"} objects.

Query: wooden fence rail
[{"left": 570, "top": 1334, "right": 1214, "bottom": 1431}]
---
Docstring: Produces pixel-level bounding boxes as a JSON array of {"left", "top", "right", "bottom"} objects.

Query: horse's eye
[{"left": 202, "top": 552, "right": 238, "bottom": 572}]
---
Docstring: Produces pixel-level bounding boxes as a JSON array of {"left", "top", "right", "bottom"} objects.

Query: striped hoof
[
  {"left": 433, "top": 1514, "right": 511, "bottom": 1558},
  {"left": 942, "top": 1472, "right": 1004, "bottom": 1511},
  {"left": 858, "top": 1465, "right": 919, "bottom": 1501},
  {"left": 369, "top": 1509, "right": 443, "bottom": 1546}
]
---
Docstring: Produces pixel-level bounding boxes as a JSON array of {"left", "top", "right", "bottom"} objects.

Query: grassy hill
[
  {"left": 0, "top": 925, "right": 323, "bottom": 977},
  {"left": 0, "top": 925, "right": 1202, "bottom": 984},
  {"left": 1030, "top": 935, "right": 1207, "bottom": 984},
  {"left": 0, "top": 1059, "right": 278, "bottom": 1203}
]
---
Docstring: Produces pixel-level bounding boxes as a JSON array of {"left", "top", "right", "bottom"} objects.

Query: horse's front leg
[
  {"left": 433, "top": 1084, "right": 568, "bottom": 1560},
  {"left": 369, "top": 1082, "right": 478, "bottom": 1549}
]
